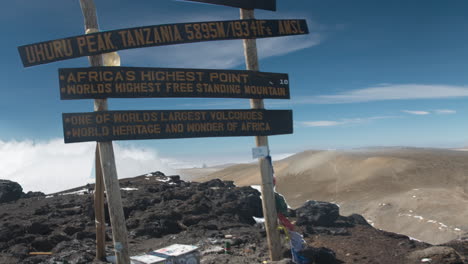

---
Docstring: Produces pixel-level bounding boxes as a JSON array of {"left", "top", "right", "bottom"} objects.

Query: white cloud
[
  {"left": 402, "top": 110, "right": 430, "bottom": 115},
  {"left": 300, "top": 116, "right": 396, "bottom": 127},
  {"left": 401, "top": 109, "right": 457, "bottom": 115},
  {"left": 435, "top": 109, "right": 456, "bottom": 114},
  {"left": 0, "top": 139, "right": 175, "bottom": 194},
  {"left": 296, "top": 84, "right": 468, "bottom": 104},
  {"left": 302, "top": 121, "right": 342, "bottom": 127}
]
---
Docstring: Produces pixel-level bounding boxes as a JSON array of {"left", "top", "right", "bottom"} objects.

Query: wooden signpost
[
  {"left": 79, "top": 0, "right": 129, "bottom": 263},
  {"left": 18, "top": 0, "right": 308, "bottom": 262},
  {"left": 62, "top": 109, "right": 293, "bottom": 143},
  {"left": 181, "top": 0, "right": 277, "bottom": 11},
  {"left": 19, "top": 19, "right": 308, "bottom": 67},
  {"left": 59, "top": 67, "right": 290, "bottom": 100},
  {"left": 241, "top": 8, "right": 282, "bottom": 261}
]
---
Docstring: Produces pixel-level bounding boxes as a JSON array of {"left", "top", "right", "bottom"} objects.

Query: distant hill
[{"left": 188, "top": 147, "right": 468, "bottom": 244}]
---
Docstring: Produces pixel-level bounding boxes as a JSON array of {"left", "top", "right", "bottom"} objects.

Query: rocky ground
[{"left": 0, "top": 173, "right": 466, "bottom": 264}]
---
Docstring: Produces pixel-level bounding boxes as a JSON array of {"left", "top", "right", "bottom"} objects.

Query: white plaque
[{"left": 252, "top": 146, "right": 269, "bottom": 159}]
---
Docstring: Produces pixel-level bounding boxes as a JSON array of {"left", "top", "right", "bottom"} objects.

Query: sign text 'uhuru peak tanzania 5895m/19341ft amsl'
[{"left": 19, "top": 19, "right": 308, "bottom": 67}]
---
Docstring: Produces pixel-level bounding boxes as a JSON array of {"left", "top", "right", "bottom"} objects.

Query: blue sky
[{"left": 1, "top": 0, "right": 468, "bottom": 191}]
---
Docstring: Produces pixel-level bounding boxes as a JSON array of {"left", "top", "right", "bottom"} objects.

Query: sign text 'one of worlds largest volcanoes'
[
  {"left": 19, "top": 19, "right": 308, "bottom": 67},
  {"left": 62, "top": 109, "right": 293, "bottom": 143}
]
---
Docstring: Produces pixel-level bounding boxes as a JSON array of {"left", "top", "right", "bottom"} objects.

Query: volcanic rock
[
  {"left": 0, "top": 180, "right": 23, "bottom": 203},
  {"left": 300, "top": 246, "right": 338, "bottom": 264},
  {"left": 295, "top": 200, "right": 340, "bottom": 227},
  {"left": 0, "top": 171, "right": 466, "bottom": 264},
  {"left": 23, "top": 191, "right": 45, "bottom": 199},
  {"left": 406, "top": 246, "right": 464, "bottom": 264}
]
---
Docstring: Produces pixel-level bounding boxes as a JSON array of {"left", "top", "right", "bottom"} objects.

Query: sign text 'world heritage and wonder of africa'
[
  {"left": 19, "top": 19, "right": 309, "bottom": 67},
  {"left": 59, "top": 67, "right": 290, "bottom": 100},
  {"left": 181, "top": 0, "right": 276, "bottom": 11},
  {"left": 62, "top": 110, "right": 293, "bottom": 143}
]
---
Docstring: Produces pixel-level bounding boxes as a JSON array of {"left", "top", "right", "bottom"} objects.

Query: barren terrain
[{"left": 188, "top": 147, "right": 468, "bottom": 244}]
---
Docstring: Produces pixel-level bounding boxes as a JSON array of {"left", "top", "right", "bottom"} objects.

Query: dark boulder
[
  {"left": 406, "top": 246, "right": 464, "bottom": 264},
  {"left": 27, "top": 222, "right": 52, "bottom": 235},
  {"left": 346, "top": 213, "right": 371, "bottom": 226},
  {"left": 300, "top": 247, "right": 338, "bottom": 264},
  {"left": 199, "top": 178, "right": 226, "bottom": 189},
  {"left": 295, "top": 201, "right": 340, "bottom": 227},
  {"left": 63, "top": 225, "right": 84, "bottom": 236},
  {"left": 31, "top": 237, "right": 54, "bottom": 251},
  {"left": 0, "top": 180, "right": 23, "bottom": 203},
  {"left": 23, "top": 191, "right": 45, "bottom": 199}
]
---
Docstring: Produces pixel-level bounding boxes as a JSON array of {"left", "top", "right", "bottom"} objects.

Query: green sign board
[
  {"left": 59, "top": 67, "right": 290, "bottom": 100},
  {"left": 19, "top": 19, "right": 308, "bottom": 67},
  {"left": 63, "top": 109, "right": 293, "bottom": 143}
]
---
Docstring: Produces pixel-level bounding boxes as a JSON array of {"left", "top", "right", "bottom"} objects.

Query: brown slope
[{"left": 192, "top": 148, "right": 468, "bottom": 244}]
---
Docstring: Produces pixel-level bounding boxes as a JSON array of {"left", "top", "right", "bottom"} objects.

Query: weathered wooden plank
[
  {"left": 241, "top": 8, "right": 282, "bottom": 261},
  {"left": 19, "top": 19, "right": 309, "bottom": 67},
  {"left": 62, "top": 109, "right": 293, "bottom": 143},
  {"left": 79, "top": 0, "right": 130, "bottom": 263},
  {"left": 58, "top": 67, "right": 290, "bottom": 100},
  {"left": 94, "top": 147, "right": 106, "bottom": 261}
]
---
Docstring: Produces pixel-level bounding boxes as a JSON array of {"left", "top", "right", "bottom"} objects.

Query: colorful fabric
[
  {"left": 278, "top": 213, "right": 295, "bottom": 231},
  {"left": 275, "top": 192, "right": 289, "bottom": 216},
  {"left": 277, "top": 225, "right": 290, "bottom": 241},
  {"left": 289, "top": 231, "right": 308, "bottom": 264}
]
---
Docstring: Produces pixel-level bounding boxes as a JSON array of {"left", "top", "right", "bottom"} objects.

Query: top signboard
[
  {"left": 181, "top": 0, "right": 276, "bottom": 11},
  {"left": 18, "top": 19, "right": 308, "bottom": 67}
]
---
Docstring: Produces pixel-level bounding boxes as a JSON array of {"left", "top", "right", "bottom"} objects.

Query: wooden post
[
  {"left": 240, "top": 8, "right": 282, "bottom": 261},
  {"left": 79, "top": 1, "right": 130, "bottom": 263},
  {"left": 95, "top": 147, "right": 106, "bottom": 260}
]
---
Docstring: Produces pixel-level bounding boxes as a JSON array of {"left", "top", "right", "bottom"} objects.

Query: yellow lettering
[
  {"left": 104, "top": 32, "right": 116, "bottom": 49},
  {"left": 118, "top": 31, "right": 128, "bottom": 47},
  {"left": 86, "top": 35, "right": 97, "bottom": 52}
]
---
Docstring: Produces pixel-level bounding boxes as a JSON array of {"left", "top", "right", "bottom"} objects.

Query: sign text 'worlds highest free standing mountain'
[{"left": 58, "top": 67, "right": 290, "bottom": 100}]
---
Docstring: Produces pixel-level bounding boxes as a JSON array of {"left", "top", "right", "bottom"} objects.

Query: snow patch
[
  {"left": 60, "top": 189, "right": 88, "bottom": 196},
  {"left": 156, "top": 178, "right": 171, "bottom": 183},
  {"left": 251, "top": 185, "right": 261, "bottom": 193},
  {"left": 366, "top": 219, "right": 375, "bottom": 227},
  {"left": 253, "top": 217, "right": 265, "bottom": 224},
  {"left": 121, "top": 187, "right": 138, "bottom": 191}
]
